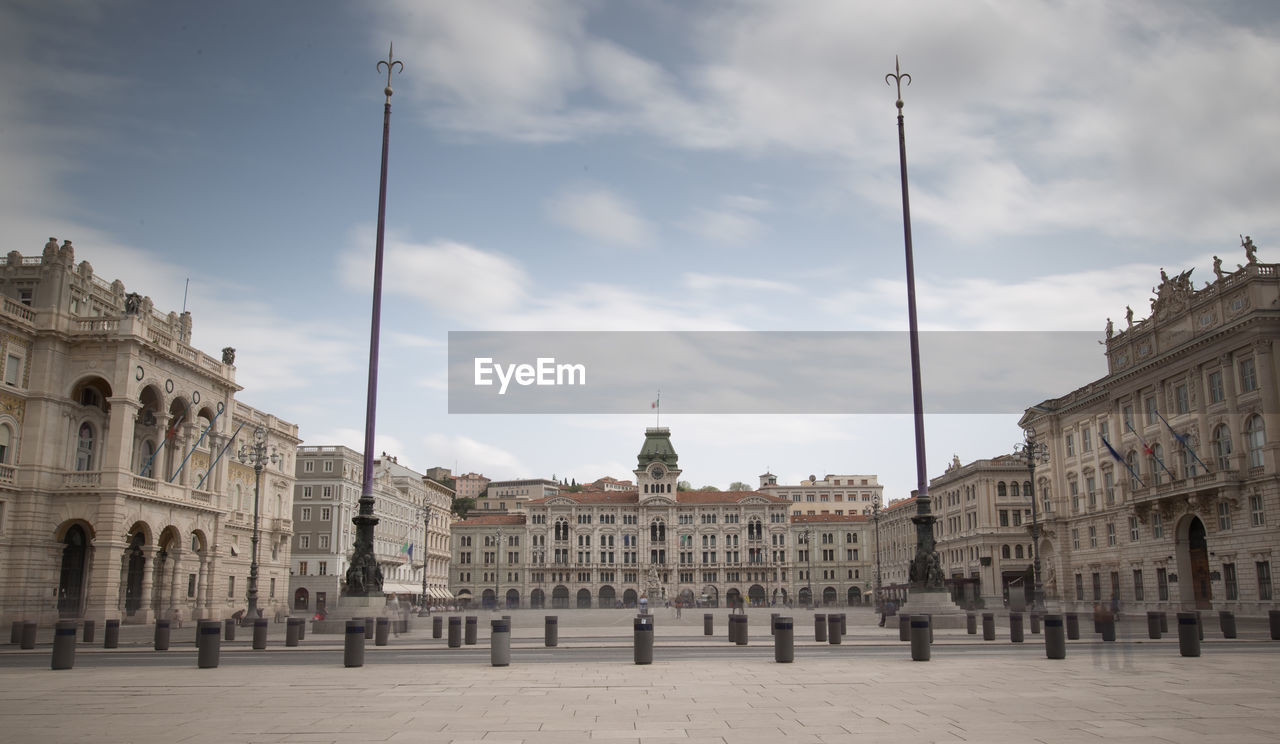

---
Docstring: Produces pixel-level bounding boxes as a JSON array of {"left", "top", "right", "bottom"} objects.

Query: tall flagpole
[
  {"left": 887, "top": 57, "right": 942, "bottom": 593},
  {"left": 346, "top": 43, "right": 402, "bottom": 597}
]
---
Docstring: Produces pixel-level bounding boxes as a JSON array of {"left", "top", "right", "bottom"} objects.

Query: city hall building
[
  {"left": 0, "top": 238, "right": 299, "bottom": 626},
  {"left": 449, "top": 427, "right": 875, "bottom": 609}
]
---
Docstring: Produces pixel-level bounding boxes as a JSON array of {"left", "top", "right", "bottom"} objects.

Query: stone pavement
[{"left": 2, "top": 608, "right": 1278, "bottom": 744}]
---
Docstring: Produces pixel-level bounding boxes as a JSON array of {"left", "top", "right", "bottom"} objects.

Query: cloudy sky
[{"left": 3, "top": 1, "right": 1278, "bottom": 500}]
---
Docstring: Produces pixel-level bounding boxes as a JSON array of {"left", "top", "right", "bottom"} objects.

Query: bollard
[
  {"left": 344, "top": 619, "right": 365, "bottom": 667},
  {"left": 82, "top": 620, "right": 95, "bottom": 644},
  {"left": 1160, "top": 612, "right": 1168, "bottom": 634},
  {"left": 1065, "top": 612, "right": 1080, "bottom": 640},
  {"left": 1270, "top": 610, "right": 1280, "bottom": 640},
  {"left": 104, "top": 619, "right": 120, "bottom": 649},
  {"left": 770, "top": 612, "right": 779, "bottom": 636},
  {"left": 491, "top": 618, "right": 511, "bottom": 667},
  {"left": 1219, "top": 610, "right": 1237, "bottom": 639},
  {"left": 909, "top": 615, "right": 931, "bottom": 662},
  {"left": 433, "top": 615, "right": 443, "bottom": 639},
  {"left": 198, "top": 620, "right": 221, "bottom": 669},
  {"left": 252, "top": 618, "right": 268, "bottom": 650},
  {"left": 448, "top": 616, "right": 462, "bottom": 648},
  {"left": 703, "top": 613, "right": 713, "bottom": 636},
  {"left": 1010, "top": 612, "right": 1024, "bottom": 643},
  {"left": 51, "top": 620, "right": 77, "bottom": 670},
  {"left": 364, "top": 617, "right": 375, "bottom": 640},
  {"left": 1030, "top": 612, "right": 1041, "bottom": 635},
  {"left": 774, "top": 616, "right": 794, "bottom": 663},
  {"left": 375, "top": 617, "right": 390, "bottom": 647},
  {"left": 982, "top": 613, "right": 995, "bottom": 641},
  {"left": 927, "top": 613, "right": 934, "bottom": 643},
  {"left": 1044, "top": 614, "right": 1066, "bottom": 660},
  {"left": 224, "top": 618, "right": 236, "bottom": 642},
  {"left": 736, "top": 614, "right": 749, "bottom": 646},
  {"left": 816, "top": 613, "right": 828, "bottom": 643},
  {"left": 285, "top": 618, "right": 301, "bottom": 647},
  {"left": 20, "top": 621, "right": 37, "bottom": 650},
  {"left": 1197, "top": 611, "right": 1203, "bottom": 641},
  {"left": 966, "top": 612, "right": 977, "bottom": 635},
  {"left": 839, "top": 613, "right": 847, "bottom": 637},
  {"left": 9, "top": 620, "right": 20, "bottom": 644},
  {"left": 633, "top": 615, "right": 653, "bottom": 665},
  {"left": 464, "top": 616, "right": 478, "bottom": 645},
  {"left": 1177, "top": 612, "right": 1201, "bottom": 657},
  {"left": 827, "top": 613, "right": 841, "bottom": 645},
  {"left": 154, "top": 619, "right": 170, "bottom": 651},
  {"left": 1147, "top": 611, "right": 1162, "bottom": 639},
  {"left": 727, "top": 614, "right": 735, "bottom": 643},
  {"left": 298, "top": 618, "right": 305, "bottom": 640},
  {"left": 545, "top": 615, "right": 558, "bottom": 647},
  {"left": 898, "top": 614, "right": 909, "bottom": 642},
  {"left": 1100, "top": 613, "right": 1116, "bottom": 642}
]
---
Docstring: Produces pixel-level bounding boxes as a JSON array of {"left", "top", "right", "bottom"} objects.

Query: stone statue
[
  {"left": 221, "top": 346, "right": 236, "bottom": 365},
  {"left": 1242, "top": 234, "right": 1258, "bottom": 264},
  {"left": 1105, "top": 318, "right": 1113, "bottom": 340},
  {"left": 1125, "top": 306, "right": 1133, "bottom": 327},
  {"left": 1160, "top": 268, "right": 1169, "bottom": 284},
  {"left": 124, "top": 292, "right": 142, "bottom": 315},
  {"left": 1213, "top": 255, "right": 1223, "bottom": 281}
]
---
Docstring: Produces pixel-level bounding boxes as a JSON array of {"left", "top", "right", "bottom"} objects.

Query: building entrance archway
[
  {"left": 57, "top": 524, "right": 88, "bottom": 618},
  {"left": 1177, "top": 514, "right": 1212, "bottom": 609}
]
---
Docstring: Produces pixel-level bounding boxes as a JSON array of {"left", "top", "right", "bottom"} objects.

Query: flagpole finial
[
  {"left": 378, "top": 42, "right": 404, "bottom": 103},
  {"left": 886, "top": 55, "right": 911, "bottom": 111}
]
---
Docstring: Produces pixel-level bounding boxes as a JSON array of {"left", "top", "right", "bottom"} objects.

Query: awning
[
  {"left": 427, "top": 588, "right": 444, "bottom": 599},
  {"left": 381, "top": 582, "right": 420, "bottom": 595}
]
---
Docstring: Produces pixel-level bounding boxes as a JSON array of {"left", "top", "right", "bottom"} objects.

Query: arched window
[
  {"left": 1010, "top": 481, "right": 1020, "bottom": 498},
  {"left": 138, "top": 440, "right": 155, "bottom": 476},
  {"left": 1214, "top": 424, "right": 1233, "bottom": 470},
  {"left": 1001, "top": 544, "right": 1011, "bottom": 559},
  {"left": 75, "top": 423, "right": 94, "bottom": 471},
  {"left": 1015, "top": 544, "right": 1024, "bottom": 559},
  {"left": 997, "top": 482, "right": 1007, "bottom": 498},
  {"left": 1247, "top": 415, "right": 1266, "bottom": 468},
  {"left": 0, "top": 424, "right": 11, "bottom": 464},
  {"left": 1024, "top": 481, "right": 1032, "bottom": 496}
]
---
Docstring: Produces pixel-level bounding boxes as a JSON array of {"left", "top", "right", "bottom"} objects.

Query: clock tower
[{"left": 635, "top": 427, "right": 681, "bottom": 502}]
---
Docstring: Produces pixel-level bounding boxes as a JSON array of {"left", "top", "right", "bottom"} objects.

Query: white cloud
[
  {"left": 683, "top": 208, "right": 761, "bottom": 244},
  {"left": 545, "top": 186, "right": 653, "bottom": 246},
  {"left": 421, "top": 433, "right": 530, "bottom": 479},
  {"left": 681, "top": 272, "right": 797, "bottom": 294}
]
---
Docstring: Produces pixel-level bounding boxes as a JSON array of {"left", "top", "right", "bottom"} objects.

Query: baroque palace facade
[
  {"left": 0, "top": 238, "right": 299, "bottom": 626},
  {"left": 1023, "top": 244, "right": 1279, "bottom": 614},
  {"left": 449, "top": 427, "right": 875, "bottom": 609}
]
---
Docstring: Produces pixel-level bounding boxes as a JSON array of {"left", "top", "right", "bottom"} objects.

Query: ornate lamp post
[
  {"left": 417, "top": 503, "right": 431, "bottom": 615},
  {"left": 1014, "top": 428, "right": 1050, "bottom": 609},
  {"left": 237, "top": 426, "right": 279, "bottom": 620},
  {"left": 872, "top": 500, "right": 883, "bottom": 611},
  {"left": 494, "top": 526, "right": 504, "bottom": 611},
  {"left": 801, "top": 527, "right": 814, "bottom": 609}
]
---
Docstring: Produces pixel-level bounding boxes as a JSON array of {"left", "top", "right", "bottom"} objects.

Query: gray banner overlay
[{"left": 448, "top": 331, "right": 1106, "bottom": 414}]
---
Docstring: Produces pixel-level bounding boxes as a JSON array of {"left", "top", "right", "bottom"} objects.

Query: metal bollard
[
  {"left": 154, "top": 619, "right": 171, "bottom": 651},
  {"left": 1044, "top": 614, "right": 1066, "bottom": 660},
  {"left": 966, "top": 612, "right": 976, "bottom": 635},
  {"left": 1177, "top": 612, "right": 1201, "bottom": 657},
  {"left": 545, "top": 615, "right": 558, "bottom": 647},
  {"left": 1270, "top": 610, "right": 1280, "bottom": 640},
  {"left": 910, "top": 615, "right": 931, "bottom": 661},
  {"left": 827, "top": 613, "right": 841, "bottom": 645},
  {"left": 1219, "top": 610, "right": 1237, "bottom": 639},
  {"left": 344, "top": 619, "right": 366, "bottom": 667},
  {"left": 1065, "top": 612, "right": 1080, "bottom": 640},
  {"left": 375, "top": 617, "right": 390, "bottom": 646},
  {"left": 491, "top": 618, "right": 511, "bottom": 667},
  {"left": 82, "top": 620, "right": 95, "bottom": 644},
  {"left": 727, "top": 614, "right": 735, "bottom": 642},
  {"left": 198, "top": 620, "right": 221, "bottom": 669},
  {"left": 1100, "top": 614, "right": 1116, "bottom": 642},
  {"left": 448, "top": 616, "right": 462, "bottom": 648},
  {"left": 1147, "top": 611, "right": 1162, "bottom": 639},
  {"left": 774, "top": 616, "right": 794, "bottom": 663},
  {"left": 104, "top": 619, "right": 120, "bottom": 649},
  {"left": 20, "top": 621, "right": 37, "bottom": 650},
  {"left": 286, "top": 618, "right": 301, "bottom": 647},
  {"left": 1010, "top": 612, "right": 1024, "bottom": 643},
  {"left": 1030, "top": 612, "right": 1041, "bottom": 634},
  {"left": 10, "top": 620, "right": 20, "bottom": 644},
  {"left": 364, "top": 617, "right": 375, "bottom": 640},
  {"left": 898, "top": 613, "right": 909, "bottom": 642},
  {"left": 770, "top": 612, "right": 778, "bottom": 636},
  {"left": 736, "top": 614, "right": 748, "bottom": 646},
  {"left": 464, "top": 616, "right": 478, "bottom": 645},
  {"left": 633, "top": 615, "right": 653, "bottom": 665},
  {"left": 298, "top": 618, "right": 306, "bottom": 640},
  {"left": 253, "top": 618, "right": 268, "bottom": 650},
  {"left": 433, "top": 615, "right": 443, "bottom": 639},
  {"left": 982, "top": 613, "right": 995, "bottom": 641},
  {"left": 816, "top": 613, "right": 828, "bottom": 642},
  {"left": 704, "top": 613, "right": 713, "bottom": 636},
  {"left": 224, "top": 618, "right": 236, "bottom": 642},
  {"left": 51, "top": 620, "right": 77, "bottom": 670}
]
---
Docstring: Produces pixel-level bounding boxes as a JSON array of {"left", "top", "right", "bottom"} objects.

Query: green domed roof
[{"left": 637, "top": 427, "right": 679, "bottom": 469}]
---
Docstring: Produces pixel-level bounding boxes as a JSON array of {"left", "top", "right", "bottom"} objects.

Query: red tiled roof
[
  {"left": 526, "top": 489, "right": 788, "bottom": 505},
  {"left": 791, "top": 513, "right": 870, "bottom": 524},
  {"left": 455, "top": 514, "right": 527, "bottom": 527},
  {"left": 529, "top": 491, "right": 640, "bottom": 504}
]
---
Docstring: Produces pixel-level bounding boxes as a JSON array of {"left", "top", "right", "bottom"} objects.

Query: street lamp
[
  {"left": 494, "top": 526, "right": 504, "bottom": 611},
  {"left": 237, "top": 426, "right": 279, "bottom": 621},
  {"left": 416, "top": 503, "right": 431, "bottom": 616},
  {"left": 872, "top": 500, "right": 883, "bottom": 612},
  {"left": 1014, "top": 427, "right": 1050, "bottom": 610},
  {"left": 801, "top": 527, "right": 813, "bottom": 609}
]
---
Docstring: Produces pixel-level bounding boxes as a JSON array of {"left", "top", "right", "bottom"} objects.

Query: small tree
[
  {"left": 677, "top": 480, "right": 692, "bottom": 492},
  {"left": 728, "top": 481, "right": 750, "bottom": 491},
  {"left": 698, "top": 485, "right": 720, "bottom": 491},
  {"left": 451, "top": 496, "right": 476, "bottom": 519}
]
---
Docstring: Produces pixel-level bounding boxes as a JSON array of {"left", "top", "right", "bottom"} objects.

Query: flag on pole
[
  {"left": 1155, "top": 409, "right": 1211, "bottom": 474},
  {"left": 406, "top": 543, "right": 414, "bottom": 560},
  {"left": 1125, "top": 420, "right": 1176, "bottom": 481},
  {"left": 1101, "top": 434, "right": 1145, "bottom": 487}
]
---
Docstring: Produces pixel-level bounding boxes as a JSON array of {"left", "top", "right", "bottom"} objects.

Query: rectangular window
[
  {"left": 1209, "top": 371, "right": 1225, "bottom": 403},
  {"left": 1107, "top": 522, "right": 1116, "bottom": 546},
  {"left": 304, "top": 460, "right": 313, "bottom": 472},
  {"left": 1259, "top": 561, "right": 1273, "bottom": 601},
  {"left": 1099, "top": 420, "right": 1109, "bottom": 441},
  {"left": 1082, "top": 427, "right": 1092, "bottom": 452},
  {"left": 1075, "top": 574, "right": 1084, "bottom": 601},
  {"left": 269, "top": 578, "right": 276, "bottom": 598},
  {"left": 1157, "top": 567, "right": 1169, "bottom": 601},
  {"left": 1086, "top": 476, "right": 1097, "bottom": 508},
  {"left": 320, "top": 507, "right": 331, "bottom": 521},
  {"left": 1175, "top": 384, "right": 1189, "bottom": 414},
  {"left": 228, "top": 576, "right": 235, "bottom": 598},
  {"left": 1240, "top": 358, "right": 1258, "bottom": 392},
  {"left": 1066, "top": 434, "right": 1075, "bottom": 457},
  {"left": 318, "top": 561, "right": 328, "bottom": 576},
  {"left": 1224, "top": 563, "right": 1238, "bottom": 600},
  {"left": 1133, "top": 569, "right": 1144, "bottom": 601},
  {"left": 1070, "top": 480, "right": 1080, "bottom": 512},
  {"left": 1091, "top": 572, "right": 1101, "bottom": 601},
  {"left": 1012, "top": 511, "right": 1022, "bottom": 527},
  {"left": 300, "top": 535, "right": 310, "bottom": 549},
  {"left": 318, "top": 535, "right": 329, "bottom": 549},
  {"left": 298, "top": 561, "right": 308, "bottom": 576},
  {"left": 324, "top": 460, "right": 333, "bottom": 472},
  {"left": 187, "top": 573, "right": 197, "bottom": 598},
  {"left": 1071, "top": 528, "right": 1079, "bottom": 550},
  {"left": 1104, "top": 471, "right": 1115, "bottom": 506},
  {"left": 1152, "top": 513, "right": 1164, "bottom": 539},
  {"left": 1123, "top": 405, "right": 1134, "bottom": 429},
  {"left": 1144, "top": 395, "right": 1157, "bottom": 425},
  {"left": 1251, "top": 494, "right": 1265, "bottom": 527},
  {"left": 301, "top": 507, "right": 311, "bottom": 521},
  {"left": 1088, "top": 525, "right": 1097, "bottom": 548},
  {"left": 1218, "top": 501, "right": 1232, "bottom": 531},
  {"left": 999, "top": 510, "right": 1008, "bottom": 527},
  {"left": 1110, "top": 571, "right": 1120, "bottom": 600},
  {"left": 301, "top": 486, "right": 312, "bottom": 499},
  {"left": 1129, "top": 516, "right": 1139, "bottom": 542},
  {"left": 3, "top": 354, "right": 21, "bottom": 386}
]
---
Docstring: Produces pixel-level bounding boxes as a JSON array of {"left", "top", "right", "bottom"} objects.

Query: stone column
[
  {"left": 83, "top": 535, "right": 126, "bottom": 624},
  {"left": 136, "top": 546, "right": 155, "bottom": 624},
  {"left": 102, "top": 398, "right": 141, "bottom": 475}
]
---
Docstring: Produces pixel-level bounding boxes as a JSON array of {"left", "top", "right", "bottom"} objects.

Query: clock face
[{"left": 650, "top": 464, "right": 666, "bottom": 480}]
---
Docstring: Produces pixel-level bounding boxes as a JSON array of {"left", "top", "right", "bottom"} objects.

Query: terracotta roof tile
[{"left": 455, "top": 514, "right": 527, "bottom": 527}]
